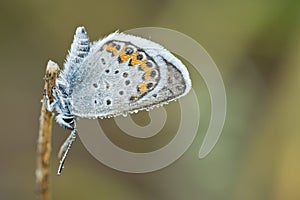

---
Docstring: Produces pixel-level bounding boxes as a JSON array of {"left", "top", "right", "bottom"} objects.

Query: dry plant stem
[{"left": 36, "top": 60, "right": 60, "bottom": 200}]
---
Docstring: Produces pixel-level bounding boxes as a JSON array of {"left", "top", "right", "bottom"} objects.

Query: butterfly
[{"left": 44, "top": 26, "right": 191, "bottom": 174}]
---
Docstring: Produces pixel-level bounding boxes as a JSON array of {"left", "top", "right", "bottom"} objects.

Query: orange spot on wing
[
  {"left": 119, "top": 51, "right": 131, "bottom": 62},
  {"left": 119, "top": 49, "right": 147, "bottom": 67},
  {"left": 130, "top": 52, "right": 145, "bottom": 66},
  {"left": 103, "top": 43, "right": 119, "bottom": 56},
  {"left": 140, "top": 61, "right": 153, "bottom": 81},
  {"left": 119, "top": 48, "right": 156, "bottom": 83},
  {"left": 138, "top": 83, "right": 148, "bottom": 93},
  {"left": 143, "top": 71, "right": 152, "bottom": 81}
]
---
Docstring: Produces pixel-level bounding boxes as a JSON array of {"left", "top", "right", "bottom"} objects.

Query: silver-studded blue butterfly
[{"left": 44, "top": 26, "right": 191, "bottom": 174}]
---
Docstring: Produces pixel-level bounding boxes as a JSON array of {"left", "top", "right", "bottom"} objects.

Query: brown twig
[{"left": 36, "top": 60, "right": 60, "bottom": 200}]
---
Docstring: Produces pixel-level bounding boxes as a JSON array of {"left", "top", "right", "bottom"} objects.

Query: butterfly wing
[{"left": 70, "top": 32, "right": 192, "bottom": 118}]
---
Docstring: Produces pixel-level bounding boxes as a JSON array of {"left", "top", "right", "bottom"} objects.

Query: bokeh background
[{"left": 1, "top": 0, "right": 300, "bottom": 199}]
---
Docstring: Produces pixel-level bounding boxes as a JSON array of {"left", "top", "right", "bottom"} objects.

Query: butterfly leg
[
  {"left": 57, "top": 121, "right": 77, "bottom": 175},
  {"left": 43, "top": 88, "right": 57, "bottom": 112}
]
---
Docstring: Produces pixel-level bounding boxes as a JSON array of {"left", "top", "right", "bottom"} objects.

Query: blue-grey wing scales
[{"left": 69, "top": 32, "right": 192, "bottom": 118}]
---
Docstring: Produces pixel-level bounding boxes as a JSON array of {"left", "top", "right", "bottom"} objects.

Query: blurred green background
[{"left": 1, "top": 0, "right": 300, "bottom": 199}]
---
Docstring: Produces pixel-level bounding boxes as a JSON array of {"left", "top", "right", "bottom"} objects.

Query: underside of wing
[{"left": 70, "top": 32, "right": 192, "bottom": 118}]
